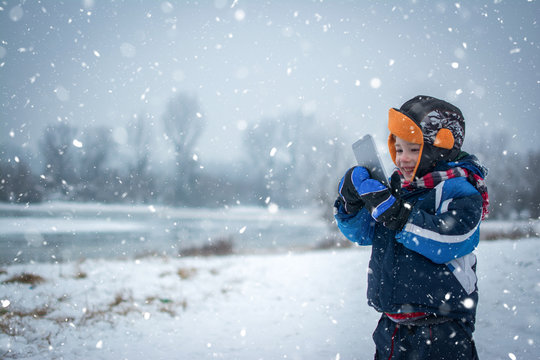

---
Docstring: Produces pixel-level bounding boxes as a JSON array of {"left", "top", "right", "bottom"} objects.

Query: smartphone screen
[{"left": 352, "top": 134, "right": 389, "bottom": 186}]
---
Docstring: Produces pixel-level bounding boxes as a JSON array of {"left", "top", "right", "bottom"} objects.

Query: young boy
[{"left": 334, "top": 95, "right": 488, "bottom": 359}]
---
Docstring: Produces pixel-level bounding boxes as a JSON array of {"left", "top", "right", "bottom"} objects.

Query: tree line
[
  {"left": 1, "top": 93, "right": 538, "bottom": 220},
  {"left": 0, "top": 93, "right": 346, "bottom": 215}
]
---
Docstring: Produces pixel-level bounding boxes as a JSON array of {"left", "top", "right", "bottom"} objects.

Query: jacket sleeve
[
  {"left": 334, "top": 201, "right": 376, "bottom": 245},
  {"left": 395, "top": 178, "right": 483, "bottom": 264}
]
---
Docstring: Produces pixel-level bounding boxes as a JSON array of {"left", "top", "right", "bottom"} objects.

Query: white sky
[{"left": 1, "top": 0, "right": 539, "bottom": 163}]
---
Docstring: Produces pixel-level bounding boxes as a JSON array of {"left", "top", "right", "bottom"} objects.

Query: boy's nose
[{"left": 401, "top": 152, "right": 412, "bottom": 162}]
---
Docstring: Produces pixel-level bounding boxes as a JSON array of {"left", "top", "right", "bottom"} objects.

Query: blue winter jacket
[{"left": 335, "top": 158, "right": 485, "bottom": 331}]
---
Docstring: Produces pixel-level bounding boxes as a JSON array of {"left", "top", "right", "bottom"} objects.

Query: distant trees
[
  {"left": 487, "top": 149, "right": 540, "bottom": 219},
  {"left": 1, "top": 93, "right": 539, "bottom": 221},
  {"left": 124, "top": 113, "right": 154, "bottom": 203},
  {"left": 466, "top": 131, "right": 540, "bottom": 219},
  {"left": 40, "top": 122, "right": 78, "bottom": 196},
  {"left": 242, "top": 111, "right": 346, "bottom": 209},
  {"left": 161, "top": 93, "right": 205, "bottom": 206},
  {"left": 0, "top": 145, "right": 42, "bottom": 203},
  {"left": 72, "top": 126, "right": 116, "bottom": 201},
  {"left": 39, "top": 123, "right": 118, "bottom": 202},
  {"left": 242, "top": 115, "right": 288, "bottom": 206},
  {"left": 3, "top": 93, "right": 208, "bottom": 206},
  {"left": 523, "top": 151, "right": 540, "bottom": 219}
]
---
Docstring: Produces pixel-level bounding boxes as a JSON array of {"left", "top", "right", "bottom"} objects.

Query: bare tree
[
  {"left": 243, "top": 111, "right": 343, "bottom": 209},
  {"left": 72, "top": 126, "right": 115, "bottom": 201},
  {"left": 40, "top": 122, "right": 78, "bottom": 196},
  {"left": 161, "top": 93, "right": 205, "bottom": 205},
  {"left": 465, "top": 131, "right": 540, "bottom": 220},
  {"left": 0, "top": 145, "right": 43, "bottom": 203},
  {"left": 524, "top": 150, "right": 540, "bottom": 218},
  {"left": 126, "top": 112, "right": 155, "bottom": 203},
  {"left": 243, "top": 118, "right": 281, "bottom": 205}
]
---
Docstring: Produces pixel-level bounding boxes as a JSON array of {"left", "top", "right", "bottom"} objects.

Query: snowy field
[{"left": 1, "top": 234, "right": 539, "bottom": 359}]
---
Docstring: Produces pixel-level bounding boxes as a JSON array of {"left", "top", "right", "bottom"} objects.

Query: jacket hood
[
  {"left": 440, "top": 152, "right": 488, "bottom": 179},
  {"left": 388, "top": 95, "right": 466, "bottom": 179}
]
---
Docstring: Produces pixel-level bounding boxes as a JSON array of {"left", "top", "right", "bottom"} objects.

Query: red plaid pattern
[{"left": 399, "top": 167, "right": 489, "bottom": 220}]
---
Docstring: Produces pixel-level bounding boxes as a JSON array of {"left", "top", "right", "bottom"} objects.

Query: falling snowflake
[
  {"left": 370, "top": 78, "right": 381, "bottom": 89},
  {"left": 9, "top": 5, "right": 24, "bottom": 22},
  {"left": 462, "top": 298, "right": 475, "bottom": 309},
  {"left": 268, "top": 203, "right": 279, "bottom": 214},
  {"left": 234, "top": 9, "right": 245, "bottom": 21}
]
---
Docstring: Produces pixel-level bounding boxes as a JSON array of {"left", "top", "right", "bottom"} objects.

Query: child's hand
[
  {"left": 338, "top": 166, "right": 369, "bottom": 214},
  {"left": 354, "top": 175, "right": 413, "bottom": 231}
]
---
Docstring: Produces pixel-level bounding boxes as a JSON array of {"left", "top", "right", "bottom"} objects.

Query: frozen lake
[{"left": 0, "top": 202, "right": 331, "bottom": 264}]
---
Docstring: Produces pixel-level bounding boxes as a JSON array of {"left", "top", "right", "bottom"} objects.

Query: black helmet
[{"left": 387, "top": 95, "right": 465, "bottom": 179}]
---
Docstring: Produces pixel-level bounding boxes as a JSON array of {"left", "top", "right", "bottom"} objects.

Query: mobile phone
[{"left": 352, "top": 134, "right": 389, "bottom": 186}]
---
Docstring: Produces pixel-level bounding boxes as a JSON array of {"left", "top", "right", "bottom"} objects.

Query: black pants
[{"left": 373, "top": 315, "right": 479, "bottom": 360}]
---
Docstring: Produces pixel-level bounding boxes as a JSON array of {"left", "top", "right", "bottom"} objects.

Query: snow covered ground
[{"left": 1, "top": 236, "right": 538, "bottom": 359}]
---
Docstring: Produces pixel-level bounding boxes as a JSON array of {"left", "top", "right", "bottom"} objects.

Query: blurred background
[{"left": 0, "top": 0, "right": 539, "bottom": 263}]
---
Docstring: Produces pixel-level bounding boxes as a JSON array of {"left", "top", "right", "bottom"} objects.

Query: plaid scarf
[{"left": 399, "top": 167, "right": 490, "bottom": 220}]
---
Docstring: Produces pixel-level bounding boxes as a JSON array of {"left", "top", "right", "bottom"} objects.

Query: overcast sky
[{"left": 1, "top": 0, "right": 539, "bottom": 164}]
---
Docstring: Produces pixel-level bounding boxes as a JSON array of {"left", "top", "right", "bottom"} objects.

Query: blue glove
[
  {"left": 338, "top": 166, "right": 370, "bottom": 214},
  {"left": 341, "top": 167, "right": 412, "bottom": 230}
]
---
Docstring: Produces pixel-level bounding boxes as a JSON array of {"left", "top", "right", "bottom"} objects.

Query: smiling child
[{"left": 334, "top": 95, "right": 489, "bottom": 359}]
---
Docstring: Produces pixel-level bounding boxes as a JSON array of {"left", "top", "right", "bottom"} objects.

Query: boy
[{"left": 334, "top": 95, "right": 488, "bottom": 359}]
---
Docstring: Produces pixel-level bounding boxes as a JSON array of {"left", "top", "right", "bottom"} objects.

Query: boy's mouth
[{"left": 401, "top": 167, "right": 415, "bottom": 176}]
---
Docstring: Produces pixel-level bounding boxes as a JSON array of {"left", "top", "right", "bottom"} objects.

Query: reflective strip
[
  {"left": 403, "top": 222, "right": 479, "bottom": 244},
  {"left": 447, "top": 253, "right": 477, "bottom": 295},
  {"left": 435, "top": 181, "right": 444, "bottom": 210},
  {"left": 441, "top": 199, "right": 452, "bottom": 214},
  {"left": 372, "top": 194, "right": 395, "bottom": 219}
]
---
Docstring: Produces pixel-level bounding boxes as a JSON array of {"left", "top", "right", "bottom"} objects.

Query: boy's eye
[{"left": 395, "top": 149, "right": 403, "bottom": 153}]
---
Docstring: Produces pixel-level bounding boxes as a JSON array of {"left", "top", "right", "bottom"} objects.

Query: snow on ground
[{"left": 1, "top": 238, "right": 539, "bottom": 360}]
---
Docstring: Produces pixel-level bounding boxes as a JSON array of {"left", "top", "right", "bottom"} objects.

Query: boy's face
[{"left": 394, "top": 136, "right": 421, "bottom": 181}]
